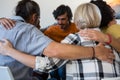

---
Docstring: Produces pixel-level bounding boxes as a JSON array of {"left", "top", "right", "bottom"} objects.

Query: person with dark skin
[{"left": 0, "top": 4, "right": 78, "bottom": 80}]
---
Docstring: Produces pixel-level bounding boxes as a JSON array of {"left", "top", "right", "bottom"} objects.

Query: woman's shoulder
[{"left": 109, "top": 24, "right": 120, "bottom": 29}]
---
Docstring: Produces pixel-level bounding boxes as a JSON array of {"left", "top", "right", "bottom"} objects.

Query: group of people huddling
[{"left": 0, "top": 0, "right": 120, "bottom": 80}]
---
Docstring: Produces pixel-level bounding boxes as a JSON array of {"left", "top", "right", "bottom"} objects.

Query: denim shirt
[{"left": 0, "top": 16, "right": 52, "bottom": 80}]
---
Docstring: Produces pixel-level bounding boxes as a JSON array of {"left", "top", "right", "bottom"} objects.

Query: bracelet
[
  {"left": 91, "top": 47, "right": 95, "bottom": 59},
  {"left": 106, "top": 34, "right": 112, "bottom": 45}
]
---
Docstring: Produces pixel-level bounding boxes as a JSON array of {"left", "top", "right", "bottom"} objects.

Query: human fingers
[
  {"left": 6, "top": 19, "right": 15, "bottom": 29},
  {"left": 104, "top": 52, "right": 115, "bottom": 63},
  {"left": 0, "top": 39, "right": 6, "bottom": 55},
  {"left": 2, "top": 39, "right": 13, "bottom": 48},
  {"left": 108, "top": 52, "right": 115, "bottom": 60},
  {"left": 104, "top": 58, "right": 113, "bottom": 63},
  {"left": 95, "top": 43, "right": 115, "bottom": 63},
  {"left": 97, "top": 53, "right": 114, "bottom": 64},
  {"left": 79, "top": 30, "right": 97, "bottom": 40},
  {"left": 0, "top": 39, "right": 13, "bottom": 56},
  {"left": 1, "top": 19, "right": 15, "bottom": 29},
  {"left": 102, "top": 49, "right": 115, "bottom": 63}
]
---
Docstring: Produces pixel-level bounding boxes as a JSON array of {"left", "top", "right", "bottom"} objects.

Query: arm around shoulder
[{"left": 43, "top": 41, "right": 114, "bottom": 63}]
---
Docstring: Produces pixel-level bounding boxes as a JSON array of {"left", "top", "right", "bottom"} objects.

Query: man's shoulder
[
  {"left": 46, "top": 24, "right": 59, "bottom": 30},
  {"left": 15, "top": 22, "right": 34, "bottom": 30},
  {"left": 9, "top": 16, "right": 35, "bottom": 30},
  {"left": 70, "top": 23, "right": 76, "bottom": 26}
]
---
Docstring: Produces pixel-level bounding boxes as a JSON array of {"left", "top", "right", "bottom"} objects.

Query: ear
[
  {"left": 29, "top": 13, "right": 37, "bottom": 24},
  {"left": 32, "top": 13, "right": 37, "bottom": 22}
]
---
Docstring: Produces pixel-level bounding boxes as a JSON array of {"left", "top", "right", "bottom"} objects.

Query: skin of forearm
[
  {"left": 7, "top": 48, "right": 35, "bottom": 68},
  {"left": 43, "top": 41, "right": 93, "bottom": 60}
]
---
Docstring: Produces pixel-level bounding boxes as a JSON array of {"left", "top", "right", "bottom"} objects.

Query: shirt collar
[{"left": 10, "top": 16, "right": 25, "bottom": 22}]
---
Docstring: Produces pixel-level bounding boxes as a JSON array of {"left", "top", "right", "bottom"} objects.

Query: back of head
[
  {"left": 74, "top": 3, "right": 101, "bottom": 29},
  {"left": 53, "top": 4, "right": 73, "bottom": 23},
  {"left": 15, "top": 0, "right": 40, "bottom": 22},
  {"left": 90, "top": 0, "right": 115, "bottom": 30}
]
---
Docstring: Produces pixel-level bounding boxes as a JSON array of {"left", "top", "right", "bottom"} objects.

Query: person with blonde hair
[
  {"left": 79, "top": 0, "right": 120, "bottom": 53},
  {"left": 61, "top": 3, "right": 120, "bottom": 80},
  {"left": 0, "top": 2, "right": 116, "bottom": 80}
]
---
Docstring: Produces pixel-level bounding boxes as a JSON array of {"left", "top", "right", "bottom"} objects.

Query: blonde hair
[{"left": 74, "top": 3, "right": 101, "bottom": 29}]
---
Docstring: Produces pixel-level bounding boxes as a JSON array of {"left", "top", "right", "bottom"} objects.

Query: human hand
[
  {"left": 79, "top": 29, "right": 109, "bottom": 43},
  {"left": 0, "top": 18, "right": 15, "bottom": 29},
  {"left": 94, "top": 43, "right": 115, "bottom": 63},
  {"left": 0, "top": 39, "right": 13, "bottom": 56}
]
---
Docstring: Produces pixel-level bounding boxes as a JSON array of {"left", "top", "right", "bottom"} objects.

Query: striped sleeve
[{"left": 35, "top": 56, "right": 68, "bottom": 73}]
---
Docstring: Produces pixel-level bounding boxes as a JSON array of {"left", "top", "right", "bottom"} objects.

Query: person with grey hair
[
  {"left": 0, "top": 0, "right": 41, "bottom": 79},
  {"left": 0, "top": 2, "right": 117, "bottom": 80}
]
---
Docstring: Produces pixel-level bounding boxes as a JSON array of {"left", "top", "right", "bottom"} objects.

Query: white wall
[
  {"left": 0, "top": 0, "right": 18, "bottom": 17},
  {"left": 0, "top": 0, "right": 90, "bottom": 28}
]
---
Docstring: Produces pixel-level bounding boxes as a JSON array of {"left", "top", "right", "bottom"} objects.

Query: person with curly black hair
[
  {"left": 44, "top": 4, "right": 78, "bottom": 42},
  {"left": 0, "top": 0, "right": 115, "bottom": 80},
  {"left": 43, "top": 4, "right": 78, "bottom": 80}
]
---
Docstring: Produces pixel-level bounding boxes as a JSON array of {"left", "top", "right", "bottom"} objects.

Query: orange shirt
[{"left": 44, "top": 23, "right": 78, "bottom": 42}]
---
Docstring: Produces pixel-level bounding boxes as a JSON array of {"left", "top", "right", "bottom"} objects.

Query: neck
[{"left": 61, "top": 22, "right": 71, "bottom": 30}]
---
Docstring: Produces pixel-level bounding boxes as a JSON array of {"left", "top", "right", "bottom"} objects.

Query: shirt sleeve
[
  {"left": 34, "top": 33, "right": 77, "bottom": 73},
  {"left": 34, "top": 34, "right": 78, "bottom": 73},
  {"left": 61, "top": 33, "right": 79, "bottom": 44},
  {"left": 23, "top": 26, "right": 53, "bottom": 55},
  {"left": 13, "top": 23, "right": 53, "bottom": 56},
  {"left": 35, "top": 56, "right": 68, "bottom": 73}
]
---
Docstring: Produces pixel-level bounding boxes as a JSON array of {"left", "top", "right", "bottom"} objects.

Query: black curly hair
[
  {"left": 53, "top": 4, "right": 73, "bottom": 23},
  {"left": 90, "top": 0, "right": 115, "bottom": 30}
]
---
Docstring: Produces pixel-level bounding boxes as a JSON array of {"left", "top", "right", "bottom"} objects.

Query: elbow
[
  {"left": 118, "top": 50, "right": 120, "bottom": 53},
  {"left": 31, "top": 65, "right": 35, "bottom": 69},
  {"left": 43, "top": 42, "right": 61, "bottom": 57},
  {"left": 32, "top": 63, "right": 35, "bottom": 68},
  {"left": 43, "top": 41, "right": 63, "bottom": 58}
]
